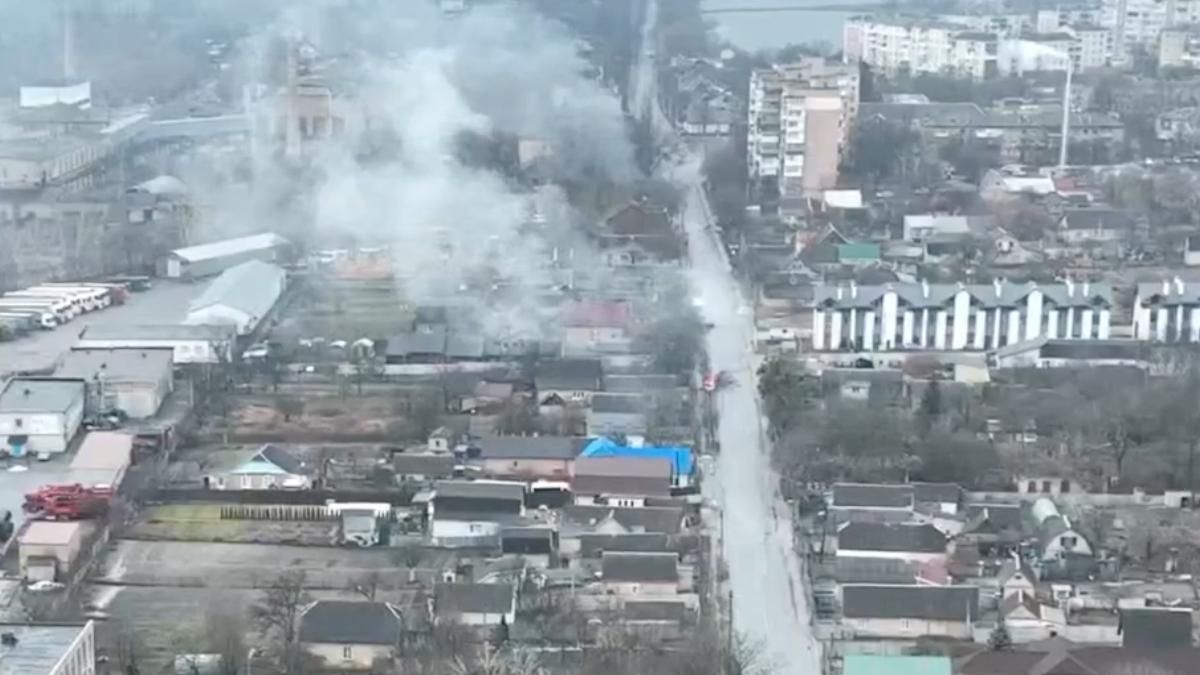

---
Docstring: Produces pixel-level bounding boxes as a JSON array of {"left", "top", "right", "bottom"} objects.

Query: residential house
[
  {"left": 535, "top": 358, "right": 603, "bottom": 407},
  {"left": 0, "top": 378, "right": 85, "bottom": 455},
  {"left": 428, "top": 480, "right": 525, "bottom": 546},
  {"left": 560, "top": 505, "right": 686, "bottom": 555},
  {"left": 993, "top": 337, "right": 1151, "bottom": 369},
  {"left": 54, "top": 348, "right": 174, "bottom": 418},
  {"left": 385, "top": 326, "right": 448, "bottom": 364},
  {"left": 820, "top": 369, "right": 906, "bottom": 406},
  {"left": 500, "top": 527, "right": 557, "bottom": 566},
  {"left": 561, "top": 300, "right": 634, "bottom": 355},
  {"left": 812, "top": 279, "right": 1113, "bottom": 352},
  {"left": 75, "top": 323, "right": 235, "bottom": 365},
  {"left": 601, "top": 551, "right": 679, "bottom": 596},
  {"left": 298, "top": 601, "right": 402, "bottom": 671},
  {"left": 465, "top": 435, "right": 583, "bottom": 480},
  {"left": 829, "top": 483, "right": 915, "bottom": 524},
  {"left": 204, "top": 444, "right": 313, "bottom": 490},
  {"left": 1057, "top": 207, "right": 1133, "bottom": 244},
  {"left": 902, "top": 214, "right": 974, "bottom": 243},
  {"left": 833, "top": 556, "right": 925, "bottom": 584},
  {"left": 1132, "top": 278, "right": 1200, "bottom": 342},
  {"left": 955, "top": 639, "right": 1200, "bottom": 674},
  {"left": 392, "top": 452, "right": 455, "bottom": 484},
  {"left": 586, "top": 393, "right": 650, "bottom": 437},
  {"left": 433, "top": 583, "right": 516, "bottom": 626},
  {"left": 998, "top": 590, "right": 1055, "bottom": 638},
  {"left": 913, "top": 483, "right": 965, "bottom": 515},
  {"left": 573, "top": 456, "right": 673, "bottom": 506},
  {"left": 981, "top": 169, "right": 1057, "bottom": 199},
  {"left": 183, "top": 260, "right": 287, "bottom": 336},
  {"left": 579, "top": 437, "right": 695, "bottom": 488},
  {"left": 1119, "top": 608, "right": 1194, "bottom": 648},
  {"left": 578, "top": 533, "right": 671, "bottom": 558},
  {"left": 961, "top": 503, "right": 1024, "bottom": 555},
  {"left": 997, "top": 558, "right": 1037, "bottom": 598},
  {"left": 598, "top": 201, "right": 684, "bottom": 261},
  {"left": 840, "top": 584, "right": 979, "bottom": 639},
  {"left": 836, "top": 522, "right": 949, "bottom": 562}
]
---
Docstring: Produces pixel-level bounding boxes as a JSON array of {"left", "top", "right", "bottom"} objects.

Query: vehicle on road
[{"left": 0, "top": 299, "right": 68, "bottom": 325}]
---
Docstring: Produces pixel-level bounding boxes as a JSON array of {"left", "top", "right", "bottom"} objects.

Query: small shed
[{"left": 19, "top": 521, "right": 84, "bottom": 581}]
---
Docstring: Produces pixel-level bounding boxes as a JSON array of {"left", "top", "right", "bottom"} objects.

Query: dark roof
[
  {"left": 912, "top": 482, "right": 964, "bottom": 504},
  {"left": 605, "top": 374, "right": 681, "bottom": 393},
  {"left": 573, "top": 457, "right": 673, "bottom": 498},
  {"left": 835, "top": 556, "right": 921, "bottom": 584},
  {"left": 590, "top": 393, "right": 650, "bottom": 414},
  {"left": 564, "top": 505, "right": 685, "bottom": 534},
  {"left": 1120, "top": 608, "right": 1194, "bottom": 649},
  {"left": 1000, "top": 591, "right": 1042, "bottom": 618},
  {"left": 534, "top": 358, "right": 603, "bottom": 392},
  {"left": 433, "top": 480, "right": 524, "bottom": 502},
  {"left": 601, "top": 551, "right": 678, "bottom": 583},
  {"left": 623, "top": 600, "right": 687, "bottom": 622},
  {"left": 1061, "top": 208, "right": 1134, "bottom": 231},
  {"left": 1038, "top": 339, "right": 1149, "bottom": 361},
  {"left": 579, "top": 533, "right": 670, "bottom": 558},
  {"left": 434, "top": 583, "right": 514, "bottom": 615},
  {"left": 392, "top": 452, "right": 455, "bottom": 477},
  {"left": 957, "top": 644, "right": 1200, "bottom": 675},
  {"left": 965, "top": 503, "right": 1023, "bottom": 533},
  {"left": 832, "top": 483, "right": 914, "bottom": 509},
  {"left": 470, "top": 435, "right": 583, "bottom": 460},
  {"left": 838, "top": 522, "right": 947, "bottom": 554},
  {"left": 257, "top": 444, "right": 307, "bottom": 474},
  {"left": 387, "top": 326, "right": 448, "bottom": 357},
  {"left": 299, "top": 601, "right": 400, "bottom": 645},
  {"left": 501, "top": 526, "right": 555, "bottom": 542},
  {"left": 841, "top": 584, "right": 978, "bottom": 621}
]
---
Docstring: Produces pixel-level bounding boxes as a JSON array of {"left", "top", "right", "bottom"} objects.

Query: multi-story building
[
  {"left": 1104, "top": 0, "right": 1200, "bottom": 61},
  {"left": 843, "top": 17, "right": 1000, "bottom": 79},
  {"left": 1160, "top": 25, "right": 1200, "bottom": 68},
  {"left": 747, "top": 59, "right": 859, "bottom": 197},
  {"left": 1036, "top": 7, "right": 1105, "bottom": 33},
  {"left": 812, "top": 279, "right": 1113, "bottom": 352},
  {"left": 1071, "top": 25, "right": 1115, "bottom": 69},
  {"left": 1132, "top": 278, "right": 1200, "bottom": 342}
]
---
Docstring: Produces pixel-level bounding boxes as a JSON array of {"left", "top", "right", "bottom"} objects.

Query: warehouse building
[
  {"left": 53, "top": 348, "right": 174, "bottom": 418},
  {"left": 76, "top": 324, "right": 235, "bottom": 365},
  {"left": 0, "top": 379, "right": 85, "bottom": 455},
  {"left": 164, "top": 232, "right": 288, "bottom": 279},
  {"left": 184, "top": 260, "right": 287, "bottom": 335}
]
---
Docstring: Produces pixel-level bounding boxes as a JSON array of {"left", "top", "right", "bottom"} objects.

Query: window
[
  {"left": 1060, "top": 480, "right": 1071, "bottom": 493},
  {"left": 343, "top": 646, "right": 353, "bottom": 660},
  {"left": 13, "top": 418, "right": 20, "bottom": 428},
  {"left": 1042, "top": 480, "right": 1052, "bottom": 493},
  {"left": 1026, "top": 480, "right": 1037, "bottom": 493}
]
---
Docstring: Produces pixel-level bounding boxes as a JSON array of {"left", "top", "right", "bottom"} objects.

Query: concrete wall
[
  {"left": 842, "top": 617, "right": 971, "bottom": 640},
  {"left": 604, "top": 581, "right": 678, "bottom": 596}
]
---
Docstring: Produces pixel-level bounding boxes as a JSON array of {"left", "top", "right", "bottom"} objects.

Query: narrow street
[{"left": 630, "top": 2, "right": 823, "bottom": 671}]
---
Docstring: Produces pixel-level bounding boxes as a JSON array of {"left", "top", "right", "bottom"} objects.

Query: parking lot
[{"left": 0, "top": 280, "right": 202, "bottom": 377}]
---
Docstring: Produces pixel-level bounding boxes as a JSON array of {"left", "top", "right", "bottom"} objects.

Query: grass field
[{"left": 128, "top": 504, "right": 334, "bottom": 545}]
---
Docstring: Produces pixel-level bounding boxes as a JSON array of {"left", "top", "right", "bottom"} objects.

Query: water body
[{"left": 703, "top": 0, "right": 871, "bottom": 53}]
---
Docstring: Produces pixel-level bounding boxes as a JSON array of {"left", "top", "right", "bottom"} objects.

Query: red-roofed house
[{"left": 563, "top": 301, "right": 634, "bottom": 355}]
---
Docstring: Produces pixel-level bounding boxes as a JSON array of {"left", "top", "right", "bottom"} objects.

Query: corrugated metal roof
[
  {"left": 188, "top": 260, "right": 285, "bottom": 320},
  {"left": 0, "top": 379, "right": 83, "bottom": 413},
  {"left": 170, "top": 233, "right": 286, "bottom": 263}
]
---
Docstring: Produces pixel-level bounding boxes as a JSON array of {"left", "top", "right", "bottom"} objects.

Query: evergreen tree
[{"left": 988, "top": 619, "right": 1012, "bottom": 650}]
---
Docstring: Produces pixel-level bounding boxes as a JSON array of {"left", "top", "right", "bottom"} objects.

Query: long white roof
[{"left": 170, "top": 233, "right": 286, "bottom": 263}]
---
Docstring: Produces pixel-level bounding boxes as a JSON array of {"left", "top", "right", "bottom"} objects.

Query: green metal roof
[
  {"left": 843, "top": 655, "right": 951, "bottom": 675},
  {"left": 836, "top": 243, "right": 881, "bottom": 261}
]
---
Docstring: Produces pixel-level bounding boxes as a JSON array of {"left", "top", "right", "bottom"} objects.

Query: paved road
[{"left": 630, "top": 1, "right": 822, "bottom": 670}]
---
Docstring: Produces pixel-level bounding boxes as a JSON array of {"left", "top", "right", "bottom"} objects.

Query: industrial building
[
  {"left": 164, "top": 232, "right": 289, "bottom": 279},
  {"left": 0, "top": 621, "right": 95, "bottom": 675},
  {"left": 75, "top": 324, "right": 235, "bottom": 365},
  {"left": 184, "top": 259, "right": 287, "bottom": 335},
  {"left": 53, "top": 348, "right": 174, "bottom": 418},
  {"left": 0, "top": 378, "right": 86, "bottom": 455}
]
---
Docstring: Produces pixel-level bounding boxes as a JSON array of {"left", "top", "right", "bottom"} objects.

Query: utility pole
[{"left": 1058, "top": 56, "right": 1072, "bottom": 168}]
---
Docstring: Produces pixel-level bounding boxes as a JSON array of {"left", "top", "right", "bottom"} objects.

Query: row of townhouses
[{"left": 812, "top": 280, "right": 1113, "bottom": 352}]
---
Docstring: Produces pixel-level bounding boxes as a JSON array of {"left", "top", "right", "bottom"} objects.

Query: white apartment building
[
  {"left": 812, "top": 279, "right": 1113, "bottom": 352},
  {"left": 1160, "top": 25, "right": 1200, "bottom": 68},
  {"left": 1103, "top": 0, "right": 1200, "bottom": 60},
  {"left": 843, "top": 18, "right": 1002, "bottom": 79},
  {"left": 1132, "top": 278, "right": 1200, "bottom": 342},
  {"left": 1036, "top": 7, "right": 1105, "bottom": 32},
  {"left": 748, "top": 59, "right": 859, "bottom": 197}
]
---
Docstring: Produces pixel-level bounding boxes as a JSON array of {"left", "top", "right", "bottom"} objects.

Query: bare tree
[
  {"left": 352, "top": 570, "right": 383, "bottom": 601},
  {"left": 206, "top": 603, "right": 249, "bottom": 675},
  {"left": 252, "top": 571, "right": 312, "bottom": 655},
  {"left": 392, "top": 543, "right": 423, "bottom": 585}
]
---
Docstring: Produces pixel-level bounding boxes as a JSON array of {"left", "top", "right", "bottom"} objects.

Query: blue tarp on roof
[{"left": 581, "top": 437, "right": 695, "bottom": 476}]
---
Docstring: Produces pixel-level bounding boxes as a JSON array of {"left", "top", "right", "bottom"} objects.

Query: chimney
[
  {"left": 922, "top": 279, "right": 929, "bottom": 298},
  {"left": 836, "top": 285, "right": 843, "bottom": 301},
  {"left": 1163, "top": 279, "right": 1171, "bottom": 296},
  {"left": 850, "top": 280, "right": 858, "bottom": 299},
  {"left": 1082, "top": 280, "right": 1090, "bottom": 297},
  {"left": 1066, "top": 277, "right": 1075, "bottom": 297},
  {"left": 993, "top": 277, "right": 1002, "bottom": 298},
  {"left": 1176, "top": 276, "right": 1185, "bottom": 295}
]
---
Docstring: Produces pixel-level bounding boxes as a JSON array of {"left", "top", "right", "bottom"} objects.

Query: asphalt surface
[{"left": 631, "top": 1, "right": 823, "bottom": 670}]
